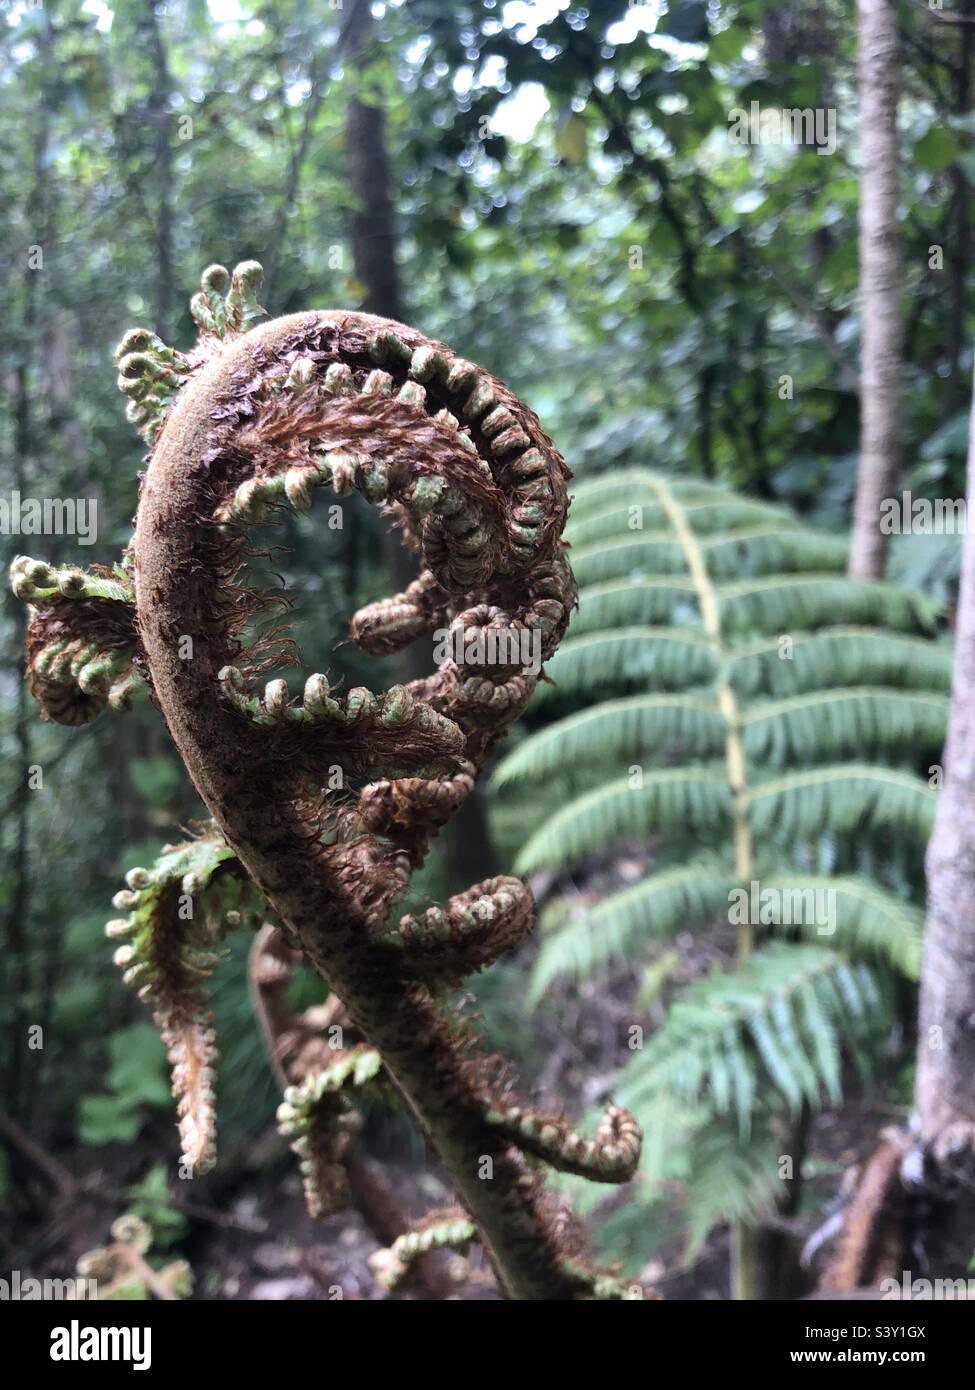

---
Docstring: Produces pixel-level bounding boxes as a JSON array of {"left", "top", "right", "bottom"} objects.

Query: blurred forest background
[{"left": 1, "top": 0, "right": 973, "bottom": 1299}]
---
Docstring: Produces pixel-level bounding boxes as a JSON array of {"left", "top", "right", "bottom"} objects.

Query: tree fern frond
[
  {"left": 568, "top": 473, "right": 728, "bottom": 519},
  {"left": 730, "top": 627, "right": 954, "bottom": 697},
  {"left": 680, "top": 1117, "right": 787, "bottom": 1262},
  {"left": 529, "top": 862, "right": 735, "bottom": 998},
  {"left": 536, "top": 628, "right": 719, "bottom": 701},
  {"left": 568, "top": 528, "right": 849, "bottom": 589},
  {"left": 746, "top": 765, "right": 937, "bottom": 842},
  {"left": 566, "top": 498, "right": 795, "bottom": 547},
  {"left": 752, "top": 874, "right": 924, "bottom": 978},
  {"left": 104, "top": 831, "right": 262, "bottom": 1173},
  {"left": 569, "top": 573, "right": 938, "bottom": 640},
  {"left": 530, "top": 864, "right": 921, "bottom": 1004},
  {"left": 588, "top": 1101, "right": 789, "bottom": 1268},
  {"left": 570, "top": 534, "right": 691, "bottom": 584},
  {"left": 741, "top": 687, "right": 948, "bottom": 764},
  {"left": 616, "top": 944, "right": 888, "bottom": 1131},
  {"left": 717, "top": 575, "right": 939, "bottom": 635},
  {"left": 514, "top": 769, "right": 732, "bottom": 874},
  {"left": 795, "top": 973, "right": 842, "bottom": 1105},
  {"left": 493, "top": 469, "right": 944, "bottom": 1266},
  {"left": 539, "top": 627, "right": 950, "bottom": 706},
  {"left": 570, "top": 578, "right": 701, "bottom": 636},
  {"left": 567, "top": 474, "right": 660, "bottom": 518},
  {"left": 700, "top": 528, "right": 849, "bottom": 578},
  {"left": 493, "top": 694, "right": 725, "bottom": 788}
]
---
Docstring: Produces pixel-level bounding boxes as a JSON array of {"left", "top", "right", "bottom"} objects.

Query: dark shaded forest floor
[
  {"left": 3, "top": 836, "right": 907, "bottom": 1302},
  {"left": 4, "top": 1065, "right": 896, "bottom": 1301},
  {"left": 3, "top": 1073, "right": 895, "bottom": 1301},
  {"left": 4, "top": 869, "right": 904, "bottom": 1302}
]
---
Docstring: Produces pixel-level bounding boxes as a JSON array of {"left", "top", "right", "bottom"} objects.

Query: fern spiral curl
[{"left": 12, "top": 261, "right": 642, "bottom": 1301}]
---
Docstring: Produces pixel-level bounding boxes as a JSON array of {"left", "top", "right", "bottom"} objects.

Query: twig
[{"left": 0, "top": 1113, "right": 79, "bottom": 1196}]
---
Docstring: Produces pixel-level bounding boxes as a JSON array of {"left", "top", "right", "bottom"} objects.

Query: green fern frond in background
[
  {"left": 516, "top": 767, "right": 733, "bottom": 871},
  {"left": 491, "top": 469, "right": 947, "bottom": 1268},
  {"left": 528, "top": 868, "right": 922, "bottom": 1001},
  {"left": 568, "top": 573, "right": 937, "bottom": 639},
  {"left": 617, "top": 944, "right": 886, "bottom": 1128},
  {"left": 493, "top": 696, "right": 727, "bottom": 785}
]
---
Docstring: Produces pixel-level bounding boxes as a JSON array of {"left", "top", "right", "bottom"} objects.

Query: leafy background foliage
[{"left": 0, "top": 0, "right": 971, "bottom": 1297}]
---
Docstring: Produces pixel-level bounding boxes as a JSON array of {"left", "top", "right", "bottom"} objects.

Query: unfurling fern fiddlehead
[{"left": 12, "top": 261, "right": 642, "bottom": 1300}]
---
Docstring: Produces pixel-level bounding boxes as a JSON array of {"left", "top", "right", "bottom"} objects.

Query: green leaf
[
  {"left": 108, "top": 1025, "right": 171, "bottom": 1109},
  {"left": 494, "top": 693, "right": 725, "bottom": 786},
  {"left": 515, "top": 768, "right": 732, "bottom": 873},
  {"left": 530, "top": 862, "right": 734, "bottom": 997},
  {"left": 914, "top": 126, "right": 961, "bottom": 172},
  {"left": 709, "top": 26, "right": 750, "bottom": 64},
  {"left": 77, "top": 1094, "right": 144, "bottom": 1146},
  {"left": 496, "top": 468, "right": 939, "bottom": 1261},
  {"left": 534, "top": 627, "right": 718, "bottom": 700},
  {"left": 617, "top": 943, "right": 890, "bottom": 1134}
]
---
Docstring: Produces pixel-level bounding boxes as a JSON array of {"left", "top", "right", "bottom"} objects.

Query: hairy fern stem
[{"left": 10, "top": 263, "right": 644, "bottom": 1300}]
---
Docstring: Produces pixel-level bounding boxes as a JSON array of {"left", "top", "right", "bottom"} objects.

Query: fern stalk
[
  {"left": 133, "top": 308, "right": 608, "bottom": 1297},
  {"left": 645, "top": 473, "right": 760, "bottom": 1298},
  {"left": 12, "top": 262, "right": 644, "bottom": 1300}
]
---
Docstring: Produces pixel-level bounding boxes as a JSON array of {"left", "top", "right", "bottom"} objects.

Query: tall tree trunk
[
  {"left": 942, "top": 0, "right": 972, "bottom": 426},
  {"left": 849, "top": 0, "right": 902, "bottom": 581},
  {"left": 342, "top": 0, "right": 417, "bottom": 668},
  {"left": 6, "top": 384, "right": 35, "bottom": 1128},
  {"left": 263, "top": 45, "right": 330, "bottom": 300},
  {"left": 914, "top": 360, "right": 975, "bottom": 1267},
  {"left": 143, "top": 0, "right": 174, "bottom": 342},
  {"left": 342, "top": 0, "right": 404, "bottom": 324},
  {"left": 111, "top": 3, "right": 177, "bottom": 851},
  {"left": 341, "top": 0, "right": 495, "bottom": 884},
  {"left": 811, "top": 368, "right": 975, "bottom": 1295}
]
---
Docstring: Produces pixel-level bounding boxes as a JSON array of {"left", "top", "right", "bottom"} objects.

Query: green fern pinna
[{"left": 492, "top": 470, "right": 948, "bottom": 1291}]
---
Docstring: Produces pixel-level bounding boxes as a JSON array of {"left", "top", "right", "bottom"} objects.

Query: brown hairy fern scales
[{"left": 15, "top": 262, "right": 644, "bottom": 1300}]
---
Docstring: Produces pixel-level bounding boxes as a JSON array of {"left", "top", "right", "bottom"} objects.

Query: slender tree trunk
[
  {"left": 697, "top": 364, "right": 714, "bottom": 477},
  {"left": 915, "top": 364, "right": 975, "bottom": 1253},
  {"left": 6, "top": 383, "right": 34, "bottom": 1126},
  {"left": 342, "top": 0, "right": 416, "bottom": 662},
  {"left": 342, "top": 0, "right": 404, "bottom": 324},
  {"left": 849, "top": 0, "right": 902, "bottom": 581},
  {"left": 813, "top": 373, "right": 975, "bottom": 1289},
  {"left": 263, "top": 46, "right": 330, "bottom": 300},
  {"left": 109, "top": 4, "right": 177, "bottom": 850},
  {"left": 143, "top": 0, "right": 174, "bottom": 342},
  {"left": 942, "top": 0, "right": 972, "bottom": 425},
  {"left": 340, "top": 0, "right": 494, "bottom": 882}
]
